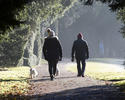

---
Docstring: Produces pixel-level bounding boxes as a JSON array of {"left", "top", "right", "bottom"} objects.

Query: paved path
[{"left": 27, "top": 60, "right": 125, "bottom": 100}]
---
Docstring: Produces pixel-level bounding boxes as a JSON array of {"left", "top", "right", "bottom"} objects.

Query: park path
[{"left": 27, "top": 59, "right": 125, "bottom": 100}]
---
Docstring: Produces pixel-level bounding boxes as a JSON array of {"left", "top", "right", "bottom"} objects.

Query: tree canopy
[
  {"left": 79, "top": 0, "right": 125, "bottom": 37},
  {"left": 0, "top": 0, "right": 125, "bottom": 66},
  {"left": 0, "top": 0, "right": 29, "bottom": 33},
  {"left": 117, "top": 8, "right": 125, "bottom": 37},
  {"left": 0, "top": 0, "right": 77, "bottom": 66},
  {"left": 80, "top": 0, "right": 125, "bottom": 11},
  {"left": 0, "top": 0, "right": 125, "bottom": 36},
  {"left": 0, "top": 0, "right": 77, "bottom": 41}
]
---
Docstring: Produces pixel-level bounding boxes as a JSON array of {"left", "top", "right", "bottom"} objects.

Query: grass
[
  {"left": 0, "top": 59, "right": 46, "bottom": 97},
  {"left": 67, "top": 61, "right": 125, "bottom": 88},
  {"left": 0, "top": 66, "right": 30, "bottom": 96}
]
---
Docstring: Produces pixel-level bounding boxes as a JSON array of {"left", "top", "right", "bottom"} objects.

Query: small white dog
[{"left": 30, "top": 68, "right": 38, "bottom": 79}]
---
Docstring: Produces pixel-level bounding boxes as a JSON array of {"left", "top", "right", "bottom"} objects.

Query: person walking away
[
  {"left": 71, "top": 33, "right": 89, "bottom": 77},
  {"left": 43, "top": 28, "right": 62, "bottom": 80}
]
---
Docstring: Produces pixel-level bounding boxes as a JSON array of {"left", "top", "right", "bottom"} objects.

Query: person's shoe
[
  {"left": 50, "top": 75, "right": 54, "bottom": 81},
  {"left": 82, "top": 75, "right": 84, "bottom": 77},
  {"left": 77, "top": 74, "right": 81, "bottom": 77}
]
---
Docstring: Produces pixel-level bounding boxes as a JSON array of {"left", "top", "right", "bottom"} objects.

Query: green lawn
[
  {"left": 67, "top": 61, "right": 125, "bottom": 87},
  {"left": 0, "top": 67, "right": 30, "bottom": 96}
]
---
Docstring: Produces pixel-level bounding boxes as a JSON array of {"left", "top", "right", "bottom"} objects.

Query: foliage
[
  {"left": 0, "top": 0, "right": 76, "bottom": 36},
  {"left": 0, "top": 26, "right": 29, "bottom": 66},
  {"left": 0, "top": 0, "right": 125, "bottom": 66},
  {"left": 80, "top": 0, "right": 125, "bottom": 37},
  {"left": 117, "top": 8, "right": 125, "bottom": 37},
  {"left": 0, "top": 0, "right": 29, "bottom": 34},
  {"left": 80, "top": 0, "right": 125, "bottom": 11},
  {"left": 0, "top": 66, "right": 30, "bottom": 97},
  {"left": 0, "top": 0, "right": 77, "bottom": 66},
  {"left": 0, "top": 0, "right": 125, "bottom": 36}
]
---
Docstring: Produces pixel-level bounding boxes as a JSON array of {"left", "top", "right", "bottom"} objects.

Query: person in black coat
[
  {"left": 43, "top": 28, "right": 62, "bottom": 80},
  {"left": 71, "top": 33, "right": 89, "bottom": 77}
]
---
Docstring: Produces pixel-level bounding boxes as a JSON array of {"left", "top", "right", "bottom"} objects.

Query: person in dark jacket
[
  {"left": 71, "top": 33, "right": 89, "bottom": 77},
  {"left": 43, "top": 28, "right": 62, "bottom": 80}
]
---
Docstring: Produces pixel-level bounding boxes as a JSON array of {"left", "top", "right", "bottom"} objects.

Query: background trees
[
  {"left": 117, "top": 8, "right": 125, "bottom": 37},
  {"left": 0, "top": 0, "right": 77, "bottom": 66},
  {"left": 0, "top": 0, "right": 125, "bottom": 66}
]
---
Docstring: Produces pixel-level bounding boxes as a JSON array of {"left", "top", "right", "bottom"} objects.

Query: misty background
[{"left": 50, "top": 2, "right": 125, "bottom": 59}]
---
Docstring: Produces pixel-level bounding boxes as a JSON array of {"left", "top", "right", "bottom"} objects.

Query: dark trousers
[
  {"left": 76, "top": 59, "right": 86, "bottom": 76},
  {"left": 48, "top": 60, "right": 58, "bottom": 76}
]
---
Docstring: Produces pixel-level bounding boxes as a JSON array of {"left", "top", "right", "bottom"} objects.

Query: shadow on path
[
  {"left": 33, "top": 85, "right": 124, "bottom": 100},
  {"left": 1, "top": 84, "right": 125, "bottom": 100},
  {"left": 107, "top": 79, "right": 125, "bottom": 82}
]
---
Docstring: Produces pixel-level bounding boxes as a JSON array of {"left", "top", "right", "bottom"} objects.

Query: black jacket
[
  {"left": 72, "top": 38, "right": 89, "bottom": 60},
  {"left": 43, "top": 36, "right": 62, "bottom": 61}
]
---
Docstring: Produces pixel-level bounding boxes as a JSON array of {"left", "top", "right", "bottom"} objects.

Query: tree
[
  {"left": 80, "top": 0, "right": 125, "bottom": 37},
  {"left": 80, "top": 0, "right": 125, "bottom": 11},
  {"left": 0, "top": 0, "right": 78, "bottom": 66},
  {"left": 0, "top": 0, "right": 125, "bottom": 66},
  {"left": 0, "top": 0, "right": 29, "bottom": 34},
  {"left": 0, "top": 0, "right": 125, "bottom": 37},
  {"left": 117, "top": 8, "right": 125, "bottom": 37}
]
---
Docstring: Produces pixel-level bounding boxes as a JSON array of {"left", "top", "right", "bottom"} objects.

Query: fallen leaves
[{"left": 0, "top": 66, "right": 31, "bottom": 98}]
